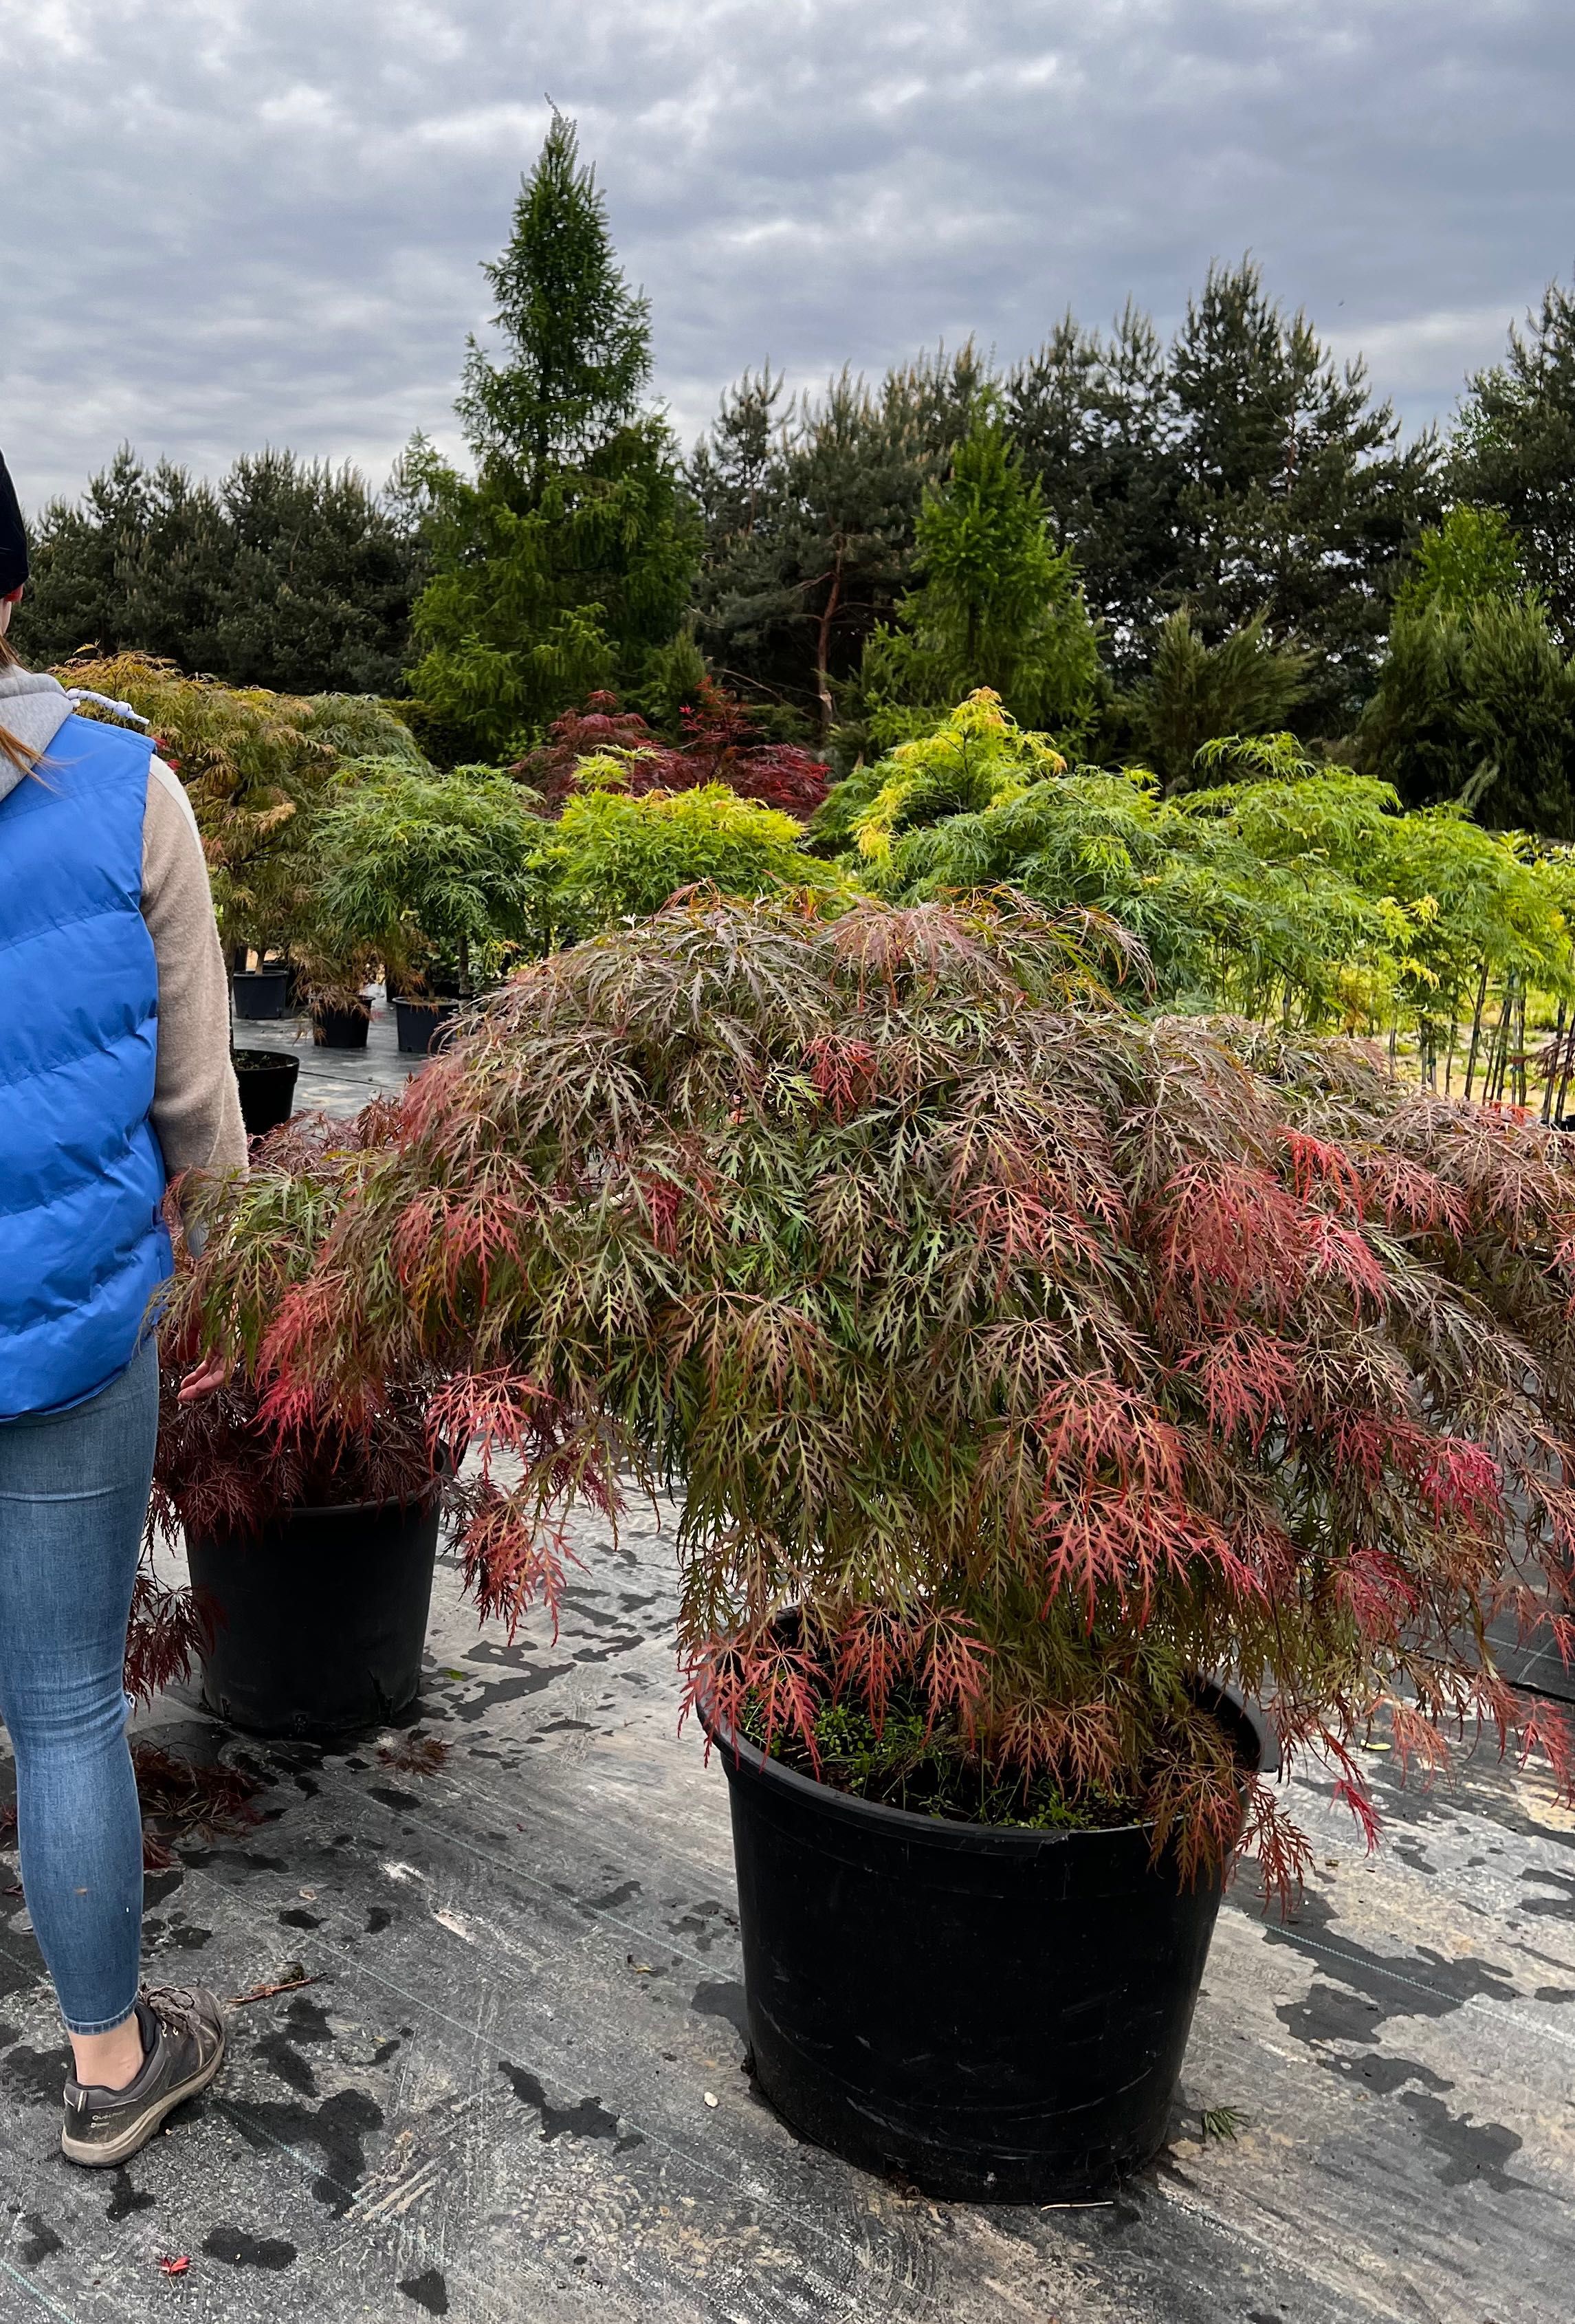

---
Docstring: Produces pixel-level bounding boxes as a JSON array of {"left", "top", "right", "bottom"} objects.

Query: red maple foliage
[
  {"left": 155, "top": 897, "right": 1575, "bottom": 1901},
  {"left": 511, "top": 683, "right": 829, "bottom": 821}
]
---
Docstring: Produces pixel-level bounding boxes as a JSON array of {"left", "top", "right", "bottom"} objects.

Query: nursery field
[
  {"left": 0, "top": 1495, "right": 1567, "bottom": 2323},
  {"left": 1, "top": 1042, "right": 1573, "bottom": 2323}
]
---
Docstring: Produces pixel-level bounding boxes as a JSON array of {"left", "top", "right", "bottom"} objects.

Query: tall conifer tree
[
  {"left": 1452, "top": 276, "right": 1575, "bottom": 642},
  {"left": 410, "top": 113, "right": 697, "bottom": 755}
]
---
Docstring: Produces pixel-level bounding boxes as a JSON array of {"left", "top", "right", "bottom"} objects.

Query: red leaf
[{"left": 1331, "top": 1776, "right": 1383, "bottom": 1852}]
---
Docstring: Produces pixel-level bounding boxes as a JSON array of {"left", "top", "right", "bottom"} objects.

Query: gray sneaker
[{"left": 60, "top": 1984, "right": 227, "bottom": 2167}]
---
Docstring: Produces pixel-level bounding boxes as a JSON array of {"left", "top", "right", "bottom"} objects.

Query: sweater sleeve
[{"left": 141, "top": 758, "right": 247, "bottom": 1186}]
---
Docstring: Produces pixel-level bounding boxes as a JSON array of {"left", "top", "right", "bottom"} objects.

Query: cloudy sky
[{"left": 2, "top": 1, "right": 1572, "bottom": 509}]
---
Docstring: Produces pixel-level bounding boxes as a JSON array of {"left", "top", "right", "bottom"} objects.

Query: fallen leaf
[{"left": 157, "top": 2254, "right": 190, "bottom": 2277}]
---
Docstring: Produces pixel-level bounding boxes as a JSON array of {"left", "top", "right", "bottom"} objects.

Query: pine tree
[
  {"left": 16, "top": 447, "right": 421, "bottom": 693},
  {"left": 1004, "top": 305, "right": 1182, "bottom": 677},
  {"left": 1004, "top": 265, "right": 1439, "bottom": 724},
  {"left": 1360, "top": 507, "right": 1575, "bottom": 835},
  {"left": 1452, "top": 276, "right": 1575, "bottom": 640},
  {"left": 691, "top": 349, "right": 985, "bottom": 738},
  {"left": 841, "top": 416, "right": 1101, "bottom": 756},
  {"left": 18, "top": 450, "right": 229, "bottom": 668},
  {"left": 410, "top": 114, "right": 698, "bottom": 756},
  {"left": 1165, "top": 261, "right": 1439, "bottom": 724}
]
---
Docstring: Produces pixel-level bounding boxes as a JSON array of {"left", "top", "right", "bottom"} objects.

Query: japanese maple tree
[
  {"left": 513, "top": 683, "right": 829, "bottom": 820},
  {"left": 160, "top": 895, "right": 1575, "bottom": 1896}
]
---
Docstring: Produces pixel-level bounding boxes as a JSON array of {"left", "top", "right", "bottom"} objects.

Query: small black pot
[
  {"left": 230, "top": 967, "right": 289, "bottom": 1020},
  {"left": 394, "top": 996, "right": 459, "bottom": 1055},
  {"left": 705, "top": 1693, "right": 1262, "bottom": 2202},
  {"left": 186, "top": 1490, "right": 442, "bottom": 1740},
  {"left": 231, "top": 1047, "right": 299, "bottom": 1135},
  {"left": 313, "top": 1002, "right": 371, "bottom": 1050}
]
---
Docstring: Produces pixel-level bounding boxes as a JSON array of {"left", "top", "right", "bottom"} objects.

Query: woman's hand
[{"left": 177, "top": 1356, "right": 227, "bottom": 1404}]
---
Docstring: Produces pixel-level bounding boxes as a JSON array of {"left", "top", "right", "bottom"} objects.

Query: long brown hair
[{"left": 0, "top": 629, "right": 42, "bottom": 780}]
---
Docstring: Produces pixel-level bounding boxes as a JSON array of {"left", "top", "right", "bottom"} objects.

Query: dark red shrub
[{"left": 512, "top": 683, "right": 830, "bottom": 821}]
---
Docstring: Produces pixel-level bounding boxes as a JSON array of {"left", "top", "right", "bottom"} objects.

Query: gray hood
[{"left": 0, "top": 664, "right": 77, "bottom": 805}]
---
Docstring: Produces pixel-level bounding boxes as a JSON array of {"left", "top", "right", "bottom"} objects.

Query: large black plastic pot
[
  {"left": 230, "top": 967, "right": 289, "bottom": 1020},
  {"left": 705, "top": 1691, "right": 1263, "bottom": 2201},
  {"left": 186, "top": 1491, "right": 441, "bottom": 1740},
  {"left": 394, "top": 996, "right": 459, "bottom": 1055},
  {"left": 231, "top": 1047, "right": 298, "bottom": 1136},
  {"left": 312, "top": 1002, "right": 371, "bottom": 1049}
]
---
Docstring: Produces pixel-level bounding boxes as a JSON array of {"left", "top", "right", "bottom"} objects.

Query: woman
[{"left": 0, "top": 448, "right": 245, "bottom": 2165}]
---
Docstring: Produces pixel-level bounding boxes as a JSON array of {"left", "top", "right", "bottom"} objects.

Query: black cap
[{"left": 0, "top": 450, "right": 29, "bottom": 596}]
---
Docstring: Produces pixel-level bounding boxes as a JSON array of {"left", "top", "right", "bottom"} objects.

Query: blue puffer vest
[{"left": 0, "top": 713, "right": 171, "bottom": 1418}]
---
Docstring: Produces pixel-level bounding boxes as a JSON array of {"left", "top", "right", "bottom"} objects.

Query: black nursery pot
[
  {"left": 393, "top": 996, "right": 459, "bottom": 1055},
  {"left": 186, "top": 1491, "right": 441, "bottom": 1741},
  {"left": 312, "top": 1002, "right": 371, "bottom": 1049},
  {"left": 230, "top": 967, "right": 289, "bottom": 1020},
  {"left": 231, "top": 1047, "right": 298, "bottom": 1136},
  {"left": 705, "top": 1693, "right": 1263, "bottom": 2202}
]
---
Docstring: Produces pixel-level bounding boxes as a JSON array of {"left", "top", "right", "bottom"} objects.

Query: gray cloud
[{"left": 2, "top": 1, "right": 1572, "bottom": 507}]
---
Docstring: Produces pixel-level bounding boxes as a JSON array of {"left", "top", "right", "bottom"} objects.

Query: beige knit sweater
[
  {"left": 0, "top": 662, "right": 247, "bottom": 1192},
  {"left": 142, "top": 756, "right": 250, "bottom": 1184}
]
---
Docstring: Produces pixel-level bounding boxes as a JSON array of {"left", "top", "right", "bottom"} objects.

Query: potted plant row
[
  {"left": 165, "top": 891, "right": 1575, "bottom": 2200},
  {"left": 305, "top": 758, "right": 546, "bottom": 1053}
]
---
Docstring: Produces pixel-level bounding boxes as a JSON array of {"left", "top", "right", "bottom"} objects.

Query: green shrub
[{"left": 524, "top": 774, "right": 844, "bottom": 945}]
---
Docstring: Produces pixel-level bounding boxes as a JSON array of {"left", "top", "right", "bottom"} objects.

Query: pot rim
[
  {"left": 697, "top": 1679, "right": 1272, "bottom": 1855},
  {"left": 230, "top": 1048, "right": 300, "bottom": 1073},
  {"left": 186, "top": 1478, "right": 443, "bottom": 1538}
]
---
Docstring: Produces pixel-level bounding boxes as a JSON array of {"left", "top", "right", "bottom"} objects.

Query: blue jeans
[{"left": 0, "top": 1341, "right": 155, "bottom": 2033}]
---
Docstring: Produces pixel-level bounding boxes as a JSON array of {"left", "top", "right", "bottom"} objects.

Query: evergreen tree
[
  {"left": 17, "top": 450, "right": 229, "bottom": 668},
  {"left": 206, "top": 450, "right": 424, "bottom": 693},
  {"left": 1165, "top": 261, "right": 1439, "bottom": 724},
  {"left": 691, "top": 348, "right": 985, "bottom": 737},
  {"left": 1127, "top": 609, "right": 1312, "bottom": 792},
  {"left": 1004, "top": 305, "right": 1183, "bottom": 677},
  {"left": 841, "top": 415, "right": 1101, "bottom": 756},
  {"left": 410, "top": 114, "right": 697, "bottom": 756},
  {"left": 1452, "top": 276, "right": 1575, "bottom": 639},
  {"left": 1005, "top": 263, "right": 1439, "bottom": 722},
  {"left": 16, "top": 447, "right": 421, "bottom": 692},
  {"left": 1360, "top": 507, "right": 1575, "bottom": 835}
]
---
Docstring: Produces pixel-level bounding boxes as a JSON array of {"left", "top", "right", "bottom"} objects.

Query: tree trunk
[{"left": 814, "top": 555, "right": 844, "bottom": 744}]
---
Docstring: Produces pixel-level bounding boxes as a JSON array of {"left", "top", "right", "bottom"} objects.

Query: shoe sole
[{"left": 60, "top": 2032, "right": 226, "bottom": 2168}]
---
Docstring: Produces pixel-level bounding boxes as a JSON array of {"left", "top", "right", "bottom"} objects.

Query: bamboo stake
[
  {"left": 1556, "top": 1021, "right": 1575, "bottom": 1128},
  {"left": 1541, "top": 1002, "right": 1565, "bottom": 1124},
  {"left": 1484, "top": 980, "right": 1509, "bottom": 1104},
  {"left": 1515, "top": 985, "right": 1528, "bottom": 1108},
  {"left": 1463, "top": 965, "right": 1490, "bottom": 1101}
]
